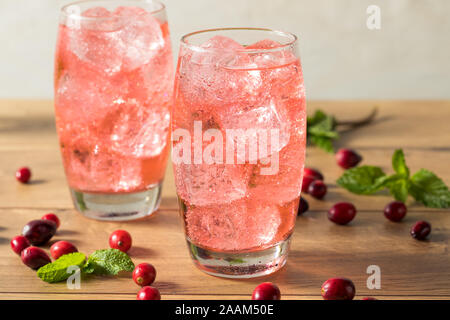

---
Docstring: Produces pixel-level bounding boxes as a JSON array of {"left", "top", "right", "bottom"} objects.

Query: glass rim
[
  {"left": 180, "top": 27, "right": 298, "bottom": 54},
  {"left": 61, "top": 0, "right": 165, "bottom": 21}
]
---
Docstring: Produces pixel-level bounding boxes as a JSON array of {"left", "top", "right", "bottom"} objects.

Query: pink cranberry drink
[
  {"left": 54, "top": 1, "right": 173, "bottom": 220},
  {"left": 172, "top": 28, "right": 306, "bottom": 278}
]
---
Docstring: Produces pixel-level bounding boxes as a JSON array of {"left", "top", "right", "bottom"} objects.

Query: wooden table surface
[{"left": 0, "top": 100, "right": 449, "bottom": 300}]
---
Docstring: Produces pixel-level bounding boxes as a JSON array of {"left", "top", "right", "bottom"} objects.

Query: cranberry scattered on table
[
  {"left": 304, "top": 167, "right": 324, "bottom": 181},
  {"left": 410, "top": 221, "right": 431, "bottom": 240},
  {"left": 336, "top": 148, "right": 362, "bottom": 169},
  {"left": 10, "top": 235, "right": 30, "bottom": 255},
  {"left": 384, "top": 201, "right": 407, "bottom": 222},
  {"left": 50, "top": 241, "right": 78, "bottom": 260},
  {"left": 136, "top": 286, "right": 161, "bottom": 300},
  {"left": 22, "top": 219, "right": 57, "bottom": 246},
  {"left": 321, "top": 278, "right": 355, "bottom": 300},
  {"left": 252, "top": 282, "right": 281, "bottom": 300},
  {"left": 298, "top": 197, "right": 309, "bottom": 215},
  {"left": 308, "top": 180, "right": 327, "bottom": 199},
  {"left": 328, "top": 202, "right": 357, "bottom": 225},
  {"left": 41, "top": 213, "right": 61, "bottom": 229},
  {"left": 301, "top": 175, "right": 317, "bottom": 193},
  {"left": 15, "top": 167, "right": 31, "bottom": 184},
  {"left": 21, "top": 247, "right": 51, "bottom": 269},
  {"left": 133, "top": 263, "right": 157, "bottom": 287},
  {"left": 109, "top": 230, "right": 132, "bottom": 253}
]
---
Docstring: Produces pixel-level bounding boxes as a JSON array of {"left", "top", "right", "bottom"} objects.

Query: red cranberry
[
  {"left": 308, "top": 180, "right": 327, "bottom": 199},
  {"left": 10, "top": 235, "right": 30, "bottom": 255},
  {"left": 133, "top": 263, "right": 157, "bottom": 287},
  {"left": 21, "top": 247, "right": 51, "bottom": 269},
  {"left": 304, "top": 168, "right": 324, "bottom": 181},
  {"left": 16, "top": 167, "right": 31, "bottom": 183},
  {"left": 50, "top": 241, "right": 78, "bottom": 260},
  {"left": 301, "top": 175, "right": 316, "bottom": 193},
  {"left": 41, "top": 213, "right": 60, "bottom": 229},
  {"left": 136, "top": 286, "right": 161, "bottom": 300},
  {"left": 362, "top": 297, "right": 378, "bottom": 300},
  {"left": 384, "top": 201, "right": 407, "bottom": 222},
  {"left": 109, "top": 230, "right": 132, "bottom": 253},
  {"left": 328, "top": 202, "right": 357, "bottom": 225},
  {"left": 298, "top": 197, "right": 309, "bottom": 215},
  {"left": 410, "top": 221, "right": 431, "bottom": 240},
  {"left": 252, "top": 282, "right": 281, "bottom": 300},
  {"left": 321, "top": 278, "right": 355, "bottom": 300},
  {"left": 22, "top": 219, "right": 57, "bottom": 245},
  {"left": 336, "top": 149, "right": 362, "bottom": 169}
]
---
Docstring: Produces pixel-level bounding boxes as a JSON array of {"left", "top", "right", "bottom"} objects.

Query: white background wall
[{"left": 0, "top": 0, "right": 449, "bottom": 99}]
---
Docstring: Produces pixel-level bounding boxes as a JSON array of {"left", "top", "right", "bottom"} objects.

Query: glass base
[
  {"left": 70, "top": 182, "right": 162, "bottom": 221},
  {"left": 187, "top": 236, "right": 291, "bottom": 279}
]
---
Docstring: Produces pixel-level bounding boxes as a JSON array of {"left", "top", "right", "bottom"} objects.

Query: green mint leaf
[
  {"left": 82, "top": 263, "right": 95, "bottom": 274},
  {"left": 392, "top": 149, "right": 410, "bottom": 177},
  {"left": 387, "top": 177, "right": 410, "bottom": 202},
  {"left": 337, "top": 149, "right": 449, "bottom": 208},
  {"left": 409, "top": 169, "right": 450, "bottom": 208},
  {"left": 309, "top": 135, "right": 334, "bottom": 153},
  {"left": 307, "top": 109, "right": 328, "bottom": 125},
  {"left": 307, "top": 110, "right": 338, "bottom": 138},
  {"left": 337, "top": 166, "right": 386, "bottom": 194},
  {"left": 307, "top": 110, "right": 338, "bottom": 153},
  {"left": 84, "top": 249, "right": 134, "bottom": 275},
  {"left": 308, "top": 118, "right": 338, "bottom": 138},
  {"left": 37, "top": 253, "right": 86, "bottom": 283}
]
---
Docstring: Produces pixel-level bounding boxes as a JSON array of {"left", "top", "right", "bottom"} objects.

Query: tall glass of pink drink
[
  {"left": 172, "top": 28, "right": 306, "bottom": 278},
  {"left": 54, "top": 1, "right": 173, "bottom": 220}
]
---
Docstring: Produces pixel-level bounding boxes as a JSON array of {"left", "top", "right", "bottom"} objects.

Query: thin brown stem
[{"left": 335, "top": 107, "right": 378, "bottom": 129}]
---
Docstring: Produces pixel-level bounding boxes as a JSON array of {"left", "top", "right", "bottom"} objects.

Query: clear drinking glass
[
  {"left": 172, "top": 28, "right": 306, "bottom": 278},
  {"left": 54, "top": 0, "right": 173, "bottom": 221}
]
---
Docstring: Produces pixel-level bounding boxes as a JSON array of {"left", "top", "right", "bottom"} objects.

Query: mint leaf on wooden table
[
  {"left": 391, "top": 149, "right": 410, "bottom": 177},
  {"left": 387, "top": 149, "right": 410, "bottom": 202},
  {"left": 37, "top": 253, "right": 86, "bottom": 283},
  {"left": 307, "top": 110, "right": 339, "bottom": 153},
  {"left": 387, "top": 178, "right": 410, "bottom": 203},
  {"left": 309, "top": 135, "right": 335, "bottom": 153},
  {"left": 409, "top": 169, "right": 450, "bottom": 208},
  {"left": 337, "top": 149, "right": 450, "bottom": 208},
  {"left": 307, "top": 108, "right": 377, "bottom": 153},
  {"left": 336, "top": 166, "right": 386, "bottom": 194},
  {"left": 84, "top": 249, "right": 134, "bottom": 275}
]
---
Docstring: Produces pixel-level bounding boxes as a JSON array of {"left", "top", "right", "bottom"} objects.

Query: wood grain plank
[
  {"left": 0, "top": 208, "right": 448, "bottom": 297},
  {"left": 1, "top": 293, "right": 449, "bottom": 300}
]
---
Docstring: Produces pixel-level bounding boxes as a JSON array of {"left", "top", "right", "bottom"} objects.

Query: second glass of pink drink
[
  {"left": 173, "top": 28, "right": 306, "bottom": 277},
  {"left": 54, "top": 0, "right": 173, "bottom": 220}
]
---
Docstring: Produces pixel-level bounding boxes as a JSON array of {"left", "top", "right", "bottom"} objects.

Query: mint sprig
[
  {"left": 83, "top": 249, "right": 134, "bottom": 275},
  {"left": 307, "top": 110, "right": 338, "bottom": 153},
  {"left": 37, "top": 252, "right": 86, "bottom": 283},
  {"left": 307, "top": 108, "right": 377, "bottom": 153},
  {"left": 337, "top": 149, "right": 450, "bottom": 208},
  {"left": 36, "top": 249, "right": 134, "bottom": 283}
]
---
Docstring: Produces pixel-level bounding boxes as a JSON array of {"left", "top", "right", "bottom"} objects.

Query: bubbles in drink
[
  {"left": 55, "top": 6, "right": 173, "bottom": 193},
  {"left": 174, "top": 34, "right": 306, "bottom": 251},
  {"left": 69, "top": 6, "right": 164, "bottom": 74}
]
